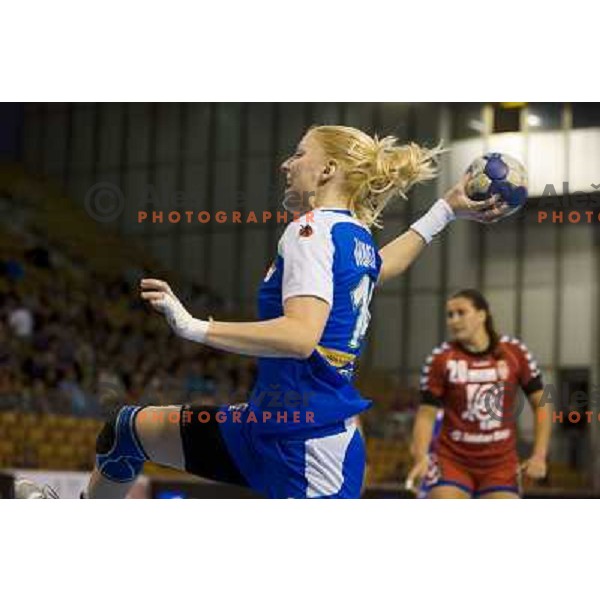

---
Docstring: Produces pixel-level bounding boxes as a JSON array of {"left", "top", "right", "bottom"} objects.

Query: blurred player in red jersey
[{"left": 407, "top": 289, "right": 551, "bottom": 499}]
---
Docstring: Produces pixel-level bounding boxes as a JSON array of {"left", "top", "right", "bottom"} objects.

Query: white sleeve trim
[{"left": 280, "top": 219, "right": 334, "bottom": 306}]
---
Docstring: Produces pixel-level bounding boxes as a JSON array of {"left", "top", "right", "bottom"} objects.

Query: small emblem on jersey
[
  {"left": 497, "top": 360, "right": 509, "bottom": 381},
  {"left": 264, "top": 262, "right": 276, "bottom": 282},
  {"left": 450, "top": 430, "right": 463, "bottom": 441},
  {"left": 299, "top": 224, "right": 313, "bottom": 238}
]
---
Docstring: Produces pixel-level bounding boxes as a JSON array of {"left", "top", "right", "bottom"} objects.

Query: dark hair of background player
[{"left": 450, "top": 288, "right": 502, "bottom": 357}]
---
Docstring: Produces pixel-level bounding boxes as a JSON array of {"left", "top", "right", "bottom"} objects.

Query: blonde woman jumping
[{"left": 21, "top": 125, "right": 507, "bottom": 499}]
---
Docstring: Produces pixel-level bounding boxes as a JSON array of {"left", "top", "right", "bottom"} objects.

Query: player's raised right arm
[{"left": 378, "top": 177, "right": 506, "bottom": 285}]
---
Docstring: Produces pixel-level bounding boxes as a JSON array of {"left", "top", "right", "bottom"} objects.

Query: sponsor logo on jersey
[
  {"left": 353, "top": 238, "right": 377, "bottom": 269},
  {"left": 467, "top": 368, "right": 499, "bottom": 383},
  {"left": 461, "top": 382, "right": 505, "bottom": 431},
  {"left": 460, "top": 429, "right": 511, "bottom": 444},
  {"left": 449, "top": 428, "right": 512, "bottom": 444}
]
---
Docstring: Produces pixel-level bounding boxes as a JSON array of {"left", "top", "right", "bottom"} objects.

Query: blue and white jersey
[{"left": 248, "top": 208, "right": 382, "bottom": 434}]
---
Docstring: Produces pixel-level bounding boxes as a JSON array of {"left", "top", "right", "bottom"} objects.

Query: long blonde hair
[{"left": 309, "top": 125, "right": 443, "bottom": 228}]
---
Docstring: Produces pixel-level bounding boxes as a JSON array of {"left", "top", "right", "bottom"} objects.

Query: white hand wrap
[
  {"left": 410, "top": 199, "right": 456, "bottom": 244},
  {"left": 160, "top": 293, "right": 210, "bottom": 343}
]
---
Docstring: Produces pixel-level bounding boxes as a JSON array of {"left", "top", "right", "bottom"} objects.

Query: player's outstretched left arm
[
  {"left": 522, "top": 389, "right": 551, "bottom": 480},
  {"left": 140, "top": 278, "right": 329, "bottom": 359},
  {"left": 378, "top": 176, "right": 508, "bottom": 285},
  {"left": 406, "top": 404, "right": 439, "bottom": 492}
]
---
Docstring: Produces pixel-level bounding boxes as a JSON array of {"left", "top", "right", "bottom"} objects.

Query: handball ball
[{"left": 465, "top": 152, "right": 528, "bottom": 218}]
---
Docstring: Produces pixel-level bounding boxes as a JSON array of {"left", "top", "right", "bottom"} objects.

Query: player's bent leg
[
  {"left": 428, "top": 484, "right": 472, "bottom": 499},
  {"left": 178, "top": 405, "right": 250, "bottom": 488},
  {"left": 87, "top": 405, "right": 185, "bottom": 499},
  {"left": 135, "top": 406, "right": 186, "bottom": 468}
]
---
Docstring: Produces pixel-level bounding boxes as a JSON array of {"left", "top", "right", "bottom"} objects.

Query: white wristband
[
  {"left": 163, "top": 295, "right": 210, "bottom": 343},
  {"left": 410, "top": 199, "right": 456, "bottom": 244}
]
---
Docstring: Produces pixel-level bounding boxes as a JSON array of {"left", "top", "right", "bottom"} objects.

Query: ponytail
[{"left": 309, "top": 125, "right": 443, "bottom": 228}]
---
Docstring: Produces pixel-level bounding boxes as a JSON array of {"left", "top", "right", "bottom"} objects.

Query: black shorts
[{"left": 179, "top": 405, "right": 249, "bottom": 489}]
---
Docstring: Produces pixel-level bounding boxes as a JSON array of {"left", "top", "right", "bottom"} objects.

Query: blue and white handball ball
[{"left": 465, "top": 152, "right": 528, "bottom": 218}]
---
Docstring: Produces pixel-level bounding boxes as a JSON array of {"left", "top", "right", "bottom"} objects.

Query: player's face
[
  {"left": 280, "top": 133, "right": 329, "bottom": 209},
  {"left": 446, "top": 297, "right": 486, "bottom": 343}
]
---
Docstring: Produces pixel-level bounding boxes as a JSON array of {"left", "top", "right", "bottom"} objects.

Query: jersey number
[{"left": 349, "top": 275, "right": 375, "bottom": 349}]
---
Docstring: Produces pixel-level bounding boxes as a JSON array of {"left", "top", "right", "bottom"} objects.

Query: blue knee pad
[{"left": 96, "top": 406, "right": 149, "bottom": 483}]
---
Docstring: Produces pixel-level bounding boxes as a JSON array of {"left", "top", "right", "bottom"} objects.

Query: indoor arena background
[{"left": 1, "top": 102, "right": 599, "bottom": 498}]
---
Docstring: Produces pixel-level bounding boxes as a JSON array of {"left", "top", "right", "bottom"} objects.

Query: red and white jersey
[{"left": 420, "top": 336, "right": 543, "bottom": 467}]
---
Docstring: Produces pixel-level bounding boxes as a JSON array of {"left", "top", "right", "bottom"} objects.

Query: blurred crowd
[
  {"left": 0, "top": 226, "right": 257, "bottom": 418},
  {"left": 0, "top": 213, "right": 420, "bottom": 452}
]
